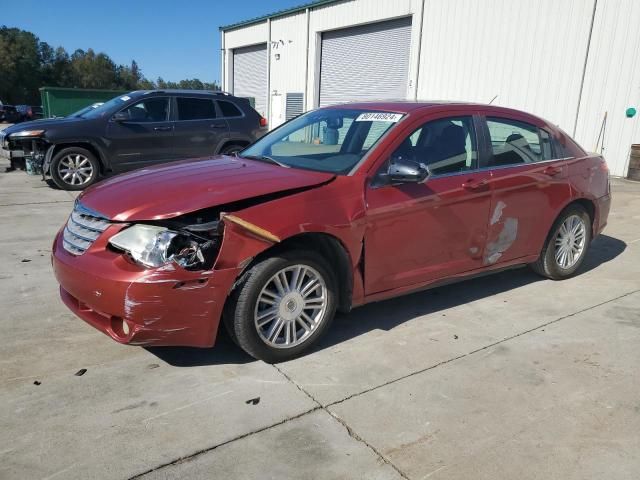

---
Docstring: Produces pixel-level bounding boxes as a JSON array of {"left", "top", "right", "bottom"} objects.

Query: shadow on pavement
[{"left": 148, "top": 234, "right": 626, "bottom": 366}]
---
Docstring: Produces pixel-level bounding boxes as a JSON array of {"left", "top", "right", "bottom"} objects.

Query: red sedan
[{"left": 52, "top": 102, "right": 611, "bottom": 362}]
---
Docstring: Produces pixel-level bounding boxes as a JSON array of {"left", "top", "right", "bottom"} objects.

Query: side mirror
[
  {"left": 112, "top": 111, "right": 130, "bottom": 122},
  {"left": 388, "top": 156, "right": 430, "bottom": 183}
]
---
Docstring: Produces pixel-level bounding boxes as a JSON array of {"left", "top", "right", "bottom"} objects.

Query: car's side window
[
  {"left": 218, "top": 100, "right": 243, "bottom": 118},
  {"left": 386, "top": 116, "right": 478, "bottom": 176},
  {"left": 176, "top": 97, "right": 217, "bottom": 121},
  {"left": 121, "top": 98, "right": 169, "bottom": 122},
  {"left": 486, "top": 117, "right": 554, "bottom": 167}
]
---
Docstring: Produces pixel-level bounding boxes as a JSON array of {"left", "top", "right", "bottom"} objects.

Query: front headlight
[
  {"left": 9, "top": 129, "right": 46, "bottom": 138},
  {"left": 109, "top": 224, "right": 208, "bottom": 269}
]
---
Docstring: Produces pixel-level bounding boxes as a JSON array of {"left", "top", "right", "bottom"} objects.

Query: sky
[{"left": 2, "top": 0, "right": 304, "bottom": 84}]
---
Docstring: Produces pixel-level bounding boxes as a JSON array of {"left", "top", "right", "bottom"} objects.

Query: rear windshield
[{"left": 241, "top": 108, "right": 404, "bottom": 174}]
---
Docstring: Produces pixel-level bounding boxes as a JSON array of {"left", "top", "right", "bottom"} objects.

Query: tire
[
  {"left": 220, "top": 144, "right": 245, "bottom": 156},
  {"left": 530, "top": 204, "right": 592, "bottom": 280},
  {"left": 226, "top": 250, "right": 337, "bottom": 363},
  {"left": 50, "top": 147, "right": 100, "bottom": 190}
]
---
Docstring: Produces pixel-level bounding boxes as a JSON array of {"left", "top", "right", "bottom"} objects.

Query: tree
[
  {"left": 0, "top": 27, "right": 42, "bottom": 104},
  {"left": 0, "top": 25, "right": 220, "bottom": 105},
  {"left": 117, "top": 60, "right": 142, "bottom": 90},
  {"left": 70, "top": 49, "right": 118, "bottom": 89}
]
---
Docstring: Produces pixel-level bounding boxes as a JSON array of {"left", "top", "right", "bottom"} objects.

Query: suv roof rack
[{"left": 144, "top": 89, "right": 233, "bottom": 96}]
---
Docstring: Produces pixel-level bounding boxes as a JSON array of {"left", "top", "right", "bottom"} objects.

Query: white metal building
[{"left": 220, "top": 0, "right": 640, "bottom": 177}]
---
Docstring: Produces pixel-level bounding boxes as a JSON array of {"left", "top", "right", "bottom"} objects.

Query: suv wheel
[
  {"left": 227, "top": 250, "right": 337, "bottom": 363},
  {"left": 50, "top": 147, "right": 100, "bottom": 190},
  {"left": 220, "top": 144, "right": 245, "bottom": 155},
  {"left": 531, "top": 204, "right": 592, "bottom": 280}
]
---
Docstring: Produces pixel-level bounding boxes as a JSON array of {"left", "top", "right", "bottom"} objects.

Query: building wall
[
  {"left": 269, "top": 11, "right": 309, "bottom": 126},
  {"left": 222, "top": 0, "right": 640, "bottom": 176},
  {"left": 573, "top": 0, "right": 640, "bottom": 176},
  {"left": 306, "top": 0, "right": 419, "bottom": 109},
  {"left": 416, "top": 0, "right": 594, "bottom": 135},
  {"left": 222, "top": 22, "right": 268, "bottom": 96}
]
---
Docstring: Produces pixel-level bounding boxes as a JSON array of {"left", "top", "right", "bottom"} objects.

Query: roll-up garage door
[
  {"left": 233, "top": 43, "right": 268, "bottom": 117},
  {"left": 319, "top": 17, "right": 412, "bottom": 107}
]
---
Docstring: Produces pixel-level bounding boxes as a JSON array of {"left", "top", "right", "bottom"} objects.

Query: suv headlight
[
  {"left": 9, "top": 129, "right": 45, "bottom": 138},
  {"left": 109, "top": 224, "right": 209, "bottom": 269}
]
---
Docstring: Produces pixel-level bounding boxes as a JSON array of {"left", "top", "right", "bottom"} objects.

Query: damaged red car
[{"left": 52, "top": 102, "right": 611, "bottom": 362}]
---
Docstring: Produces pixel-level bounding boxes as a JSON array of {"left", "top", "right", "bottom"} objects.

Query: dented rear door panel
[{"left": 485, "top": 160, "right": 570, "bottom": 265}]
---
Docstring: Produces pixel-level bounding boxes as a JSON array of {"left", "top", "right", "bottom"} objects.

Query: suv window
[
  {"left": 486, "top": 117, "right": 553, "bottom": 166},
  {"left": 218, "top": 100, "right": 243, "bottom": 118},
  {"left": 176, "top": 97, "right": 216, "bottom": 121},
  {"left": 121, "top": 98, "right": 169, "bottom": 122},
  {"left": 389, "top": 116, "right": 478, "bottom": 176}
]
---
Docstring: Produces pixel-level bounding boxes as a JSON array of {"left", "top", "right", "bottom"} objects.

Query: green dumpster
[{"left": 39, "top": 87, "right": 127, "bottom": 118}]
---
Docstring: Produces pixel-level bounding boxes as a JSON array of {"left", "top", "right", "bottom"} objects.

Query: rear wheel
[
  {"left": 50, "top": 147, "right": 100, "bottom": 190},
  {"left": 226, "top": 251, "right": 337, "bottom": 363},
  {"left": 531, "top": 205, "right": 591, "bottom": 279}
]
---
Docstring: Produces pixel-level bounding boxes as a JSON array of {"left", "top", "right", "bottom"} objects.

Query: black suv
[{"left": 0, "top": 90, "right": 267, "bottom": 190}]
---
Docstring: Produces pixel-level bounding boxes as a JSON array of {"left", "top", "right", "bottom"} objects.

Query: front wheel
[
  {"left": 530, "top": 205, "right": 592, "bottom": 280},
  {"left": 50, "top": 147, "right": 100, "bottom": 190},
  {"left": 226, "top": 251, "right": 337, "bottom": 363}
]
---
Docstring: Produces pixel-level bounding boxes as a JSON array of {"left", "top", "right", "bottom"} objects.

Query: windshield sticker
[
  {"left": 120, "top": 95, "right": 131, "bottom": 102},
  {"left": 355, "top": 112, "right": 403, "bottom": 123}
]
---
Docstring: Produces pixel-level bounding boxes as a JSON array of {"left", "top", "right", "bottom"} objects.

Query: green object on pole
[{"left": 626, "top": 107, "right": 637, "bottom": 118}]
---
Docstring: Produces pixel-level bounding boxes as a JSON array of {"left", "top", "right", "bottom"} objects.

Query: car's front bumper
[{"left": 52, "top": 228, "right": 241, "bottom": 348}]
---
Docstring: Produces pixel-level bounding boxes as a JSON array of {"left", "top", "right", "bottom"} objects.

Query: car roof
[
  {"left": 323, "top": 101, "right": 550, "bottom": 124},
  {"left": 324, "top": 100, "right": 483, "bottom": 113},
  {"left": 132, "top": 89, "right": 237, "bottom": 98}
]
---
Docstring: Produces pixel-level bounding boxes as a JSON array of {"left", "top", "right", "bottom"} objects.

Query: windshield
[
  {"left": 79, "top": 95, "right": 135, "bottom": 119},
  {"left": 69, "top": 103, "right": 104, "bottom": 118},
  {"left": 241, "top": 108, "right": 404, "bottom": 174}
]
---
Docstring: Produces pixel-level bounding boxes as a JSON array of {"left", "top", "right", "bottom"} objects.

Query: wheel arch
[
  {"left": 216, "top": 139, "right": 250, "bottom": 154},
  {"left": 537, "top": 197, "right": 596, "bottom": 258},
  {"left": 555, "top": 197, "right": 596, "bottom": 235},
  {"left": 241, "top": 232, "right": 353, "bottom": 313},
  {"left": 51, "top": 142, "right": 108, "bottom": 174}
]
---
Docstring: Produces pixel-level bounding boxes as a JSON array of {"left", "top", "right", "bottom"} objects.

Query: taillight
[
  {"left": 600, "top": 157, "right": 609, "bottom": 172},
  {"left": 259, "top": 117, "right": 268, "bottom": 127}
]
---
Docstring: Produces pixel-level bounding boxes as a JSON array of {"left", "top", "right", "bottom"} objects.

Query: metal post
[{"left": 573, "top": 0, "right": 599, "bottom": 137}]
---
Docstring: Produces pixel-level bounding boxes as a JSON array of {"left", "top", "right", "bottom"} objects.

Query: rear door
[
  {"left": 172, "top": 96, "right": 229, "bottom": 159},
  {"left": 217, "top": 99, "right": 262, "bottom": 148},
  {"left": 480, "top": 114, "right": 570, "bottom": 265},
  {"left": 106, "top": 96, "right": 173, "bottom": 171},
  {"left": 364, "top": 113, "right": 493, "bottom": 294}
]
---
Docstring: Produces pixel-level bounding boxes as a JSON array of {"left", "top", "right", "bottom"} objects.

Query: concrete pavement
[{"left": 0, "top": 170, "right": 638, "bottom": 479}]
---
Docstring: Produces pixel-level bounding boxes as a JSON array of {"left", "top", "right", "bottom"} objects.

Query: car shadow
[{"left": 147, "top": 234, "right": 626, "bottom": 366}]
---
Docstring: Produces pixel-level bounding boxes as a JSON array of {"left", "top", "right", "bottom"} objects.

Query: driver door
[
  {"left": 364, "top": 114, "right": 493, "bottom": 294},
  {"left": 106, "top": 96, "right": 174, "bottom": 172}
]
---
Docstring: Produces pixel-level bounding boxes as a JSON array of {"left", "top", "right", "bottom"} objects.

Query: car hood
[
  {"left": 79, "top": 156, "right": 336, "bottom": 222},
  {"left": 4, "top": 116, "right": 85, "bottom": 134}
]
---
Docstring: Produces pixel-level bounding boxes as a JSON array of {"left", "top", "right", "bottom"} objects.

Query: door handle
[
  {"left": 543, "top": 165, "right": 562, "bottom": 176},
  {"left": 462, "top": 179, "right": 489, "bottom": 192},
  {"left": 153, "top": 126, "right": 172, "bottom": 132},
  {"left": 210, "top": 124, "right": 227, "bottom": 129}
]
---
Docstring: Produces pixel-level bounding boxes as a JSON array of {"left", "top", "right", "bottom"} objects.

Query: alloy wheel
[
  {"left": 57, "top": 154, "right": 94, "bottom": 186},
  {"left": 554, "top": 214, "right": 587, "bottom": 269},
  {"left": 254, "top": 265, "right": 328, "bottom": 349}
]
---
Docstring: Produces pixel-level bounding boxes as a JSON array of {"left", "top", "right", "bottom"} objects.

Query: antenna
[{"left": 488, "top": 95, "right": 498, "bottom": 105}]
